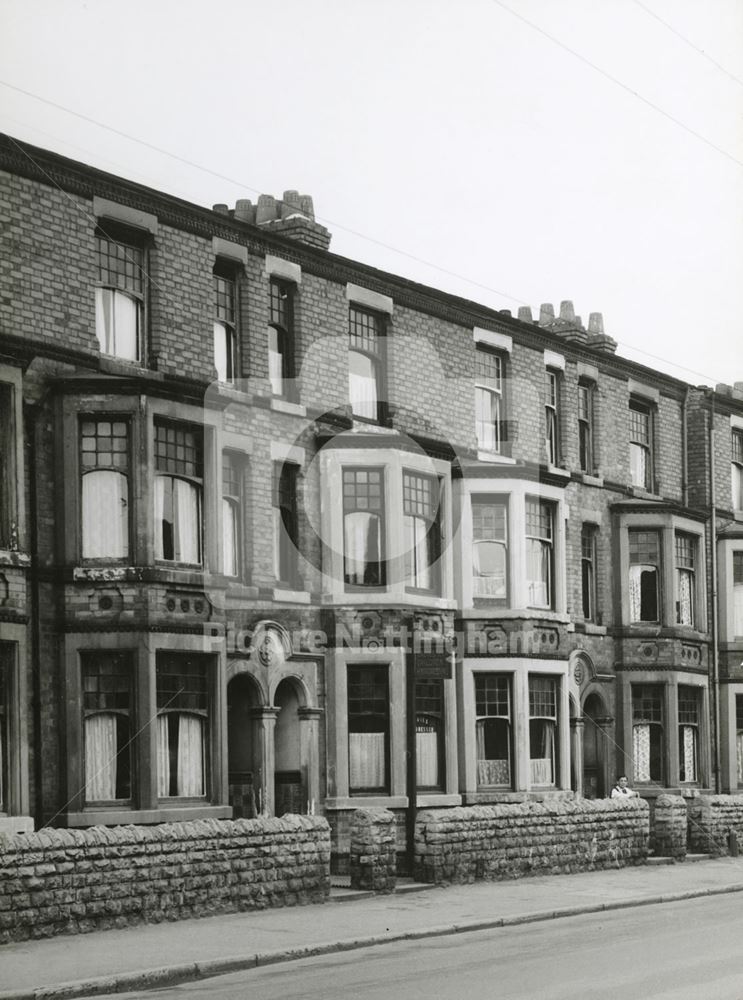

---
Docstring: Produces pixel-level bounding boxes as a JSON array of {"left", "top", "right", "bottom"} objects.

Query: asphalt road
[{"left": 103, "top": 894, "right": 743, "bottom": 1000}]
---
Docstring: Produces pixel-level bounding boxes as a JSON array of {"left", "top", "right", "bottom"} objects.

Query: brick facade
[{"left": 1, "top": 133, "right": 742, "bottom": 872}]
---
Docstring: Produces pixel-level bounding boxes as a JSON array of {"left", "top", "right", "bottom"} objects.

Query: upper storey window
[
  {"left": 732, "top": 429, "right": 743, "bottom": 511},
  {"left": 629, "top": 529, "right": 660, "bottom": 623},
  {"left": 343, "top": 467, "right": 385, "bottom": 588},
  {"left": 544, "top": 370, "right": 560, "bottom": 466},
  {"left": 525, "top": 498, "right": 554, "bottom": 609},
  {"left": 475, "top": 349, "right": 503, "bottom": 453},
  {"left": 349, "top": 306, "right": 383, "bottom": 422},
  {"left": 403, "top": 471, "right": 441, "bottom": 593},
  {"left": 95, "top": 228, "right": 144, "bottom": 362},
  {"left": 675, "top": 533, "right": 697, "bottom": 627},
  {"left": 213, "top": 267, "right": 236, "bottom": 383},
  {"left": 629, "top": 401, "right": 653, "bottom": 491},
  {"left": 472, "top": 496, "right": 508, "bottom": 602},
  {"left": 154, "top": 421, "right": 203, "bottom": 565},
  {"left": 577, "top": 383, "right": 595, "bottom": 474},
  {"left": 80, "top": 418, "right": 130, "bottom": 560},
  {"left": 269, "top": 279, "right": 295, "bottom": 397}
]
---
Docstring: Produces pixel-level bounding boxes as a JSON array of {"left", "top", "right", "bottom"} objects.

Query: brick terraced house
[{"left": 1, "top": 134, "right": 743, "bottom": 868}]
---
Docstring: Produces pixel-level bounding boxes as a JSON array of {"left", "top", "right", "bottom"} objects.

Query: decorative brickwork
[
  {"left": 349, "top": 808, "right": 396, "bottom": 892},
  {"left": 414, "top": 799, "right": 649, "bottom": 884},
  {"left": 0, "top": 816, "right": 330, "bottom": 943}
]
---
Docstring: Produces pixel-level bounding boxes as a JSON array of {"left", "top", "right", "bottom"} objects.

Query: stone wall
[
  {"left": 414, "top": 799, "right": 649, "bottom": 884},
  {"left": 651, "top": 794, "right": 687, "bottom": 859},
  {"left": 349, "top": 808, "right": 396, "bottom": 892},
  {"left": 0, "top": 816, "right": 330, "bottom": 944},
  {"left": 688, "top": 795, "right": 743, "bottom": 856}
]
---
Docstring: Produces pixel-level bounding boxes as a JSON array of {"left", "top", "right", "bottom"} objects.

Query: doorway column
[
  {"left": 250, "top": 707, "right": 280, "bottom": 816},
  {"left": 298, "top": 706, "right": 323, "bottom": 814},
  {"left": 571, "top": 716, "right": 585, "bottom": 797}
]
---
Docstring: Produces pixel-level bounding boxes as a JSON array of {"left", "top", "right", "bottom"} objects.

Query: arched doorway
[
  {"left": 582, "top": 693, "right": 607, "bottom": 799},
  {"left": 274, "top": 678, "right": 304, "bottom": 816},
  {"left": 227, "top": 673, "right": 259, "bottom": 818}
]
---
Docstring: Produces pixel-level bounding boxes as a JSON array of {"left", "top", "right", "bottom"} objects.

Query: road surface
[{"left": 104, "top": 893, "right": 743, "bottom": 1000}]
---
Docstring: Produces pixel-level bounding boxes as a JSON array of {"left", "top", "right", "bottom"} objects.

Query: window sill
[
  {"left": 270, "top": 397, "right": 306, "bottom": 417},
  {"left": 573, "top": 622, "right": 608, "bottom": 636},
  {"left": 271, "top": 587, "right": 311, "bottom": 604},
  {"left": 0, "top": 549, "right": 30, "bottom": 567},
  {"left": 65, "top": 805, "right": 233, "bottom": 827},
  {"left": 99, "top": 356, "right": 159, "bottom": 379},
  {"left": 325, "top": 590, "right": 457, "bottom": 611},
  {"left": 477, "top": 450, "right": 516, "bottom": 465},
  {"left": 544, "top": 463, "right": 571, "bottom": 480},
  {"left": 575, "top": 472, "right": 604, "bottom": 487},
  {"left": 416, "top": 793, "right": 462, "bottom": 808},
  {"left": 459, "top": 607, "right": 570, "bottom": 623},
  {"left": 325, "top": 796, "right": 408, "bottom": 810}
]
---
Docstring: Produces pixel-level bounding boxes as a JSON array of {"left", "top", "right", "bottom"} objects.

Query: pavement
[{"left": 4, "top": 855, "right": 743, "bottom": 1000}]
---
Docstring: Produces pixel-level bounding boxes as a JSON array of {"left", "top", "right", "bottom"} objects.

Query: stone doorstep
[{"left": 329, "top": 875, "right": 434, "bottom": 902}]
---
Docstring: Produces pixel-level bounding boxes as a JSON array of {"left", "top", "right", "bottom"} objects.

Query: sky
[{"left": 1, "top": 0, "right": 741, "bottom": 387}]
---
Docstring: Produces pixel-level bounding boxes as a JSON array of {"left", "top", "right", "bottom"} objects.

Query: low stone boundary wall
[
  {"left": 652, "top": 795, "right": 687, "bottom": 859},
  {"left": 0, "top": 815, "right": 330, "bottom": 943},
  {"left": 688, "top": 795, "right": 743, "bottom": 856},
  {"left": 349, "top": 808, "right": 396, "bottom": 892},
  {"left": 414, "top": 798, "right": 649, "bottom": 884}
]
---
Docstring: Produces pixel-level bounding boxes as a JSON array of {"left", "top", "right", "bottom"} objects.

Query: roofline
[{"left": 1, "top": 132, "right": 737, "bottom": 405}]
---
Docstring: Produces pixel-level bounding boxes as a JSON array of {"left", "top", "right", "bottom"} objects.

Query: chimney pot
[
  {"left": 498, "top": 309, "right": 512, "bottom": 317},
  {"left": 299, "top": 194, "right": 315, "bottom": 219},
  {"left": 518, "top": 306, "right": 533, "bottom": 323},
  {"left": 716, "top": 383, "right": 733, "bottom": 396},
  {"left": 234, "top": 199, "right": 255, "bottom": 224},
  {"left": 539, "top": 303, "right": 555, "bottom": 325},
  {"left": 734, "top": 381, "right": 743, "bottom": 394},
  {"left": 256, "top": 194, "right": 279, "bottom": 225},
  {"left": 588, "top": 312, "right": 604, "bottom": 335},
  {"left": 281, "top": 190, "right": 303, "bottom": 219},
  {"left": 212, "top": 203, "right": 230, "bottom": 216},
  {"left": 559, "top": 300, "right": 575, "bottom": 322}
]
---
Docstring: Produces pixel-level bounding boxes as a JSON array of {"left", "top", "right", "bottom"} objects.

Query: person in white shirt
[{"left": 611, "top": 775, "right": 637, "bottom": 798}]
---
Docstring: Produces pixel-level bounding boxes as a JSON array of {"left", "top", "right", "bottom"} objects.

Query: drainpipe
[{"left": 708, "top": 389, "right": 721, "bottom": 793}]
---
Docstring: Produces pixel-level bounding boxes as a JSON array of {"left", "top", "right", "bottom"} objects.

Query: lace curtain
[
  {"left": 344, "top": 512, "right": 380, "bottom": 586},
  {"left": 633, "top": 724, "right": 651, "bottom": 782},
  {"left": 630, "top": 443, "right": 647, "bottom": 489},
  {"left": 530, "top": 721, "right": 555, "bottom": 785},
  {"left": 349, "top": 732, "right": 385, "bottom": 789},
  {"left": 734, "top": 584, "right": 743, "bottom": 638},
  {"left": 84, "top": 713, "right": 117, "bottom": 801},
  {"left": 475, "top": 720, "right": 510, "bottom": 785},
  {"left": 222, "top": 498, "right": 237, "bottom": 576},
  {"left": 680, "top": 725, "right": 697, "bottom": 782},
  {"left": 154, "top": 476, "right": 200, "bottom": 563},
  {"left": 95, "top": 287, "right": 138, "bottom": 360},
  {"left": 526, "top": 539, "right": 550, "bottom": 607},
  {"left": 678, "top": 570, "right": 693, "bottom": 625},
  {"left": 416, "top": 730, "right": 439, "bottom": 787}
]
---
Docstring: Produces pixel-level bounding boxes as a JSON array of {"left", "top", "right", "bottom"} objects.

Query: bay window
[
  {"left": 156, "top": 653, "right": 208, "bottom": 798},
  {"left": 154, "top": 421, "right": 203, "bottom": 564},
  {"left": 273, "top": 462, "right": 299, "bottom": 586},
  {"left": 675, "top": 533, "right": 696, "bottom": 627},
  {"left": 82, "top": 652, "right": 133, "bottom": 803},
  {"left": 526, "top": 498, "right": 554, "bottom": 609},
  {"left": 403, "top": 471, "right": 440, "bottom": 592},
  {"left": 629, "top": 401, "right": 653, "bottom": 491},
  {"left": 416, "top": 679, "right": 444, "bottom": 790},
  {"left": 632, "top": 684, "right": 664, "bottom": 783},
  {"left": 475, "top": 674, "right": 512, "bottom": 788},
  {"left": 268, "top": 279, "right": 294, "bottom": 397},
  {"left": 348, "top": 665, "right": 389, "bottom": 793},
  {"left": 472, "top": 496, "right": 508, "bottom": 601},
  {"left": 213, "top": 267, "right": 236, "bottom": 383},
  {"left": 349, "top": 306, "right": 383, "bottom": 422},
  {"left": 222, "top": 452, "right": 243, "bottom": 578},
  {"left": 343, "top": 467, "right": 384, "bottom": 588},
  {"left": 629, "top": 530, "right": 660, "bottom": 623},
  {"left": 678, "top": 686, "right": 700, "bottom": 783},
  {"left": 95, "top": 228, "right": 144, "bottom": 362},
  {"left": 529, "top": 675, "right": 558, "bottom": 786},
  {"left": 80, "top": 418, "right": 129, "bottom": 560},
  {"left": 734, "top": 553, "right": 743, "bottom": 638},
  {"left": 475, "top": 348, "right": 503, "bottom": 453}
]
